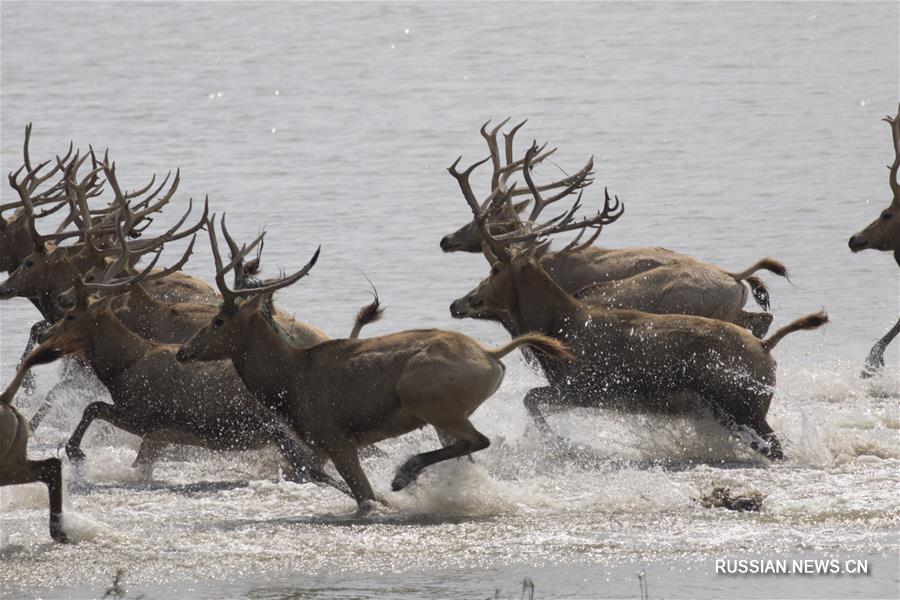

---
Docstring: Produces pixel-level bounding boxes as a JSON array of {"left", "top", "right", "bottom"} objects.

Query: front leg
[
  {"left": 862, "top": 316, "right": 900, "bottom": 378},
  {"left": 325, "top": 443, "right": 378, "bottom": 513},
  {"left": 16, "top": 320, "right": 51, "bottom": 397},
  {"left": 66, "top": 402, "right": 139, "bottom": 463}
]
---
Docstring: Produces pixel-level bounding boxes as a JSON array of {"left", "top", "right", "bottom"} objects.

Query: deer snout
[
  {"left": 175, "top": 346, "right": 196, "bottom": 363},
  {"left": 449, "top": 295, "right": 483, "bottom": 318},
  {"left": 0, "top": 282, "right": 16, "bottom": 300},
  {"left": 439, "top": 235, "right": 457, "bottom": 252},
  {"left": 848, "top": 234, "right": 868, "bottom": 252}
]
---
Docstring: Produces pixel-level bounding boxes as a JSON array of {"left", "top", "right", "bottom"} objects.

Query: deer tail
[
  {"left": 761, "top": 311, "right": 829, "bottom": 352},
  {"left": 486, "top": 333, "right": 574, "bottom": 362},
  {"left": 727, "top": 258, "right": 789, "bottom": 311}
]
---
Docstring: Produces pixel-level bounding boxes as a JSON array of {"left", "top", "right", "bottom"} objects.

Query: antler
[
  {"left": 884, "top": 103, "right": 900, "bottom": 199},
  {"left": 83, "top": 220, "right": 196, "bottom": 292},
  {"left": 208, "top": 215, "right": 317, "bottom": 308},
  {"left": 519, "top": 140, "right": 594, "bottom": 226},
  {"left": 487, "top": 186, "right": 624, "bottom": 249},
  {"left": 102, "top": 160, "right": 181, "bottom": 237},
  {"left": 220, "top": 213, "right": 264, "bottom": 287},
  {"left": 448, "top": 156, "right": 514, "bottom": 262}
]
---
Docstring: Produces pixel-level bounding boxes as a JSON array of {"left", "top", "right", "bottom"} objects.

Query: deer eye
[
  {"left": 25, "top": 260, "right": 34, "bottom": 268},
  {"left": 66, "top": 315, "right": 75, "bottom": 321},
  {"left": 882, "top": 211, "right": 893, "bottom": 220},
  {"left": 213, "top": 318, "right": 224, "bottom": 328},
  {"left": 491, "top": 264, "right": 500, "bottom": 275}
]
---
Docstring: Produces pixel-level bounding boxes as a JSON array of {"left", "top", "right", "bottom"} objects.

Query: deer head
[
  {"left": 176, "top": 216, "right": 319, "bottom": 363},
  {"left": 849, "top": 104, "right": 900, "bottom": 263}
]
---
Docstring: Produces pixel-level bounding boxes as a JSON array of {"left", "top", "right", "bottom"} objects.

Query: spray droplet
[
  {"left": 274, "top": 90, "right": 280, "bottom": 96},
  {"left": 403, "top": 28, "right": 410, "bottom": 35}
]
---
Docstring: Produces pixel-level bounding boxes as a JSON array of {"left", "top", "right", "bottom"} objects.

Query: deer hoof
[
  {"left": 65, "top": 445, "right": 86, "bottom": 463},
  {"left": 50, "top": 517, "right": 68, "bottom": 544},
  {"left": 355, "top": 499, "right": 378, "bottom": 517},
  {"left": 391, "top": 458, "right": 423, "bottom": 491}
]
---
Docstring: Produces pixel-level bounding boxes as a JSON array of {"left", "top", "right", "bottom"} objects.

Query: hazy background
[{"left": 1, "top": 2, "right": 897, "bottom": 598}]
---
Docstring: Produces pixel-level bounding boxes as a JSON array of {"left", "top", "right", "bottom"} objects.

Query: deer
[
  {"left": 849, "top": 104, "right": 900, "bottom": 377},
  {"left": 447, "top": 152, "right": 828, "bottom": 460},
  {"left": 0, "top": 344, "right": 70, "bottom": 543},
  {"left": 439, "top": 120, "right": 788, "bottom": 338},
  {"left": 176, "top": 217, "right": 573, "bottom": 513},
  {"left": 18, "top": 207, "right": 384, "bottom": 485},
  {"left": 7, "top": 241, "right": 357, "bottom": 493}
]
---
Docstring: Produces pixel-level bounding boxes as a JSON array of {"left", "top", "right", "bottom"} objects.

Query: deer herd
[{"left": 1, "top": 105, "right": 897, "bottom": 542}]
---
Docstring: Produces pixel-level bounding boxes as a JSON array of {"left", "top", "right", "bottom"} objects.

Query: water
[{"left": 1, "top": 2, "right": 898, "bottom": 598}]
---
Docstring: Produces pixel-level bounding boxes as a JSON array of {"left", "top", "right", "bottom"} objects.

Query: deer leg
[
  {"left": 325, "top": 443, "right": 378, "bottom": 511},
  {"left": 391, "top": 419, "right": 490, "bottom": 492},
  {"left": 16, "top": 320, "right": 51, "bottom": 397},
  {"left": 66, "top": 402, "right": 140, "bottom": 463},
  {"left": 523, "top": 386, "right": 559, "bottom": 436},
  {"left": 257, "top": 419, "right": 352, "bottom": 498},
  {"left": 2, "top": 458, "right": 69, "bottom": 543},
  {"left": 861, "top": 316, "right": 900, "bottom": 378},
  {"left": 30, "top": 358, "right": 95, "bottom": 432},
  {"left": 131, "top": 433, "right": 170, "bottom": 479},
  {"left": 735, "top": 311, "right": 774, "bottom": 339},
  {"left": 706, "top": 400, "right": 782, "bottom": 461},
  {"left": 35, "top": 457, "right": 67, "bottom": 542}
]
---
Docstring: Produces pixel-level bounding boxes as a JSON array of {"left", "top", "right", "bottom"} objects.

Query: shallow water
[{"left": 1, "top": 2, "right": 898, "bottom": 599}]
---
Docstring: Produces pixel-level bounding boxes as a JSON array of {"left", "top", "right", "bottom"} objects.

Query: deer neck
[
  {"left": 511, "top": 262, "right": 582, "bottom": 335},
  {"left": 84, "top": 311, "right": 153, "bottom": 382},
  {"left": 230, "top": 312, "right": 306, "bottom": 414}
]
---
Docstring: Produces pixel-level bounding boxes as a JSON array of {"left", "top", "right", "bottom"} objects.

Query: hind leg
[
  {"left": 391, "top": 418, "right": 490, "bottom": 492},
  {"left": 34, "top": 458, "right": 67, "bottom": 542},
  {"left": 523, "top": 386, "right": 558, "bottom": 436},
  {"left": 2, "top": 458, "right": 68, "bottom": 542},
  {"left": 706, "top": 400, "right": 782, "bottom": 461},
  {"left": 735, "top": 311, "right": 774, "bottom": 339}
]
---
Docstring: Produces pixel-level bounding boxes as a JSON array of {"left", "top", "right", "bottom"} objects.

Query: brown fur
[
  {"left": 177, "top": 281, "right": 570, "bottom": 511},
  {"left": 452, "top": 255, "right": 828, "bottom": 460}
]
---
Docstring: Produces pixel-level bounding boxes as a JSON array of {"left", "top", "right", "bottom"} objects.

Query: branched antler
[{"left": 207, "top": 215, "right": 317, "bottom": 309}]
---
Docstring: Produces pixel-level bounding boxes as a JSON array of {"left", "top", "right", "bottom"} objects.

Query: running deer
[
  {"left": 0, "top": 345, "right": 70, "bottom": 543},
  {"left": 176, "top": 217, "right": 572, "bottom": 512},
  {"left": 13, "top": 245, "right": 356, "bottom": 492},
  {"left": 849, "top": 104, "right": 900, "bottom": 377},
  {"left": 439, "top": 120, "right": 788, "bottom": 337},
  {"left": 448, "top": 154, "right": 828, "bottom": 460}
]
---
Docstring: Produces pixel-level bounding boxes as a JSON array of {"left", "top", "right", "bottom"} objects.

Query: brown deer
[
  {"left": 11, "top": 248, "right": 354, "bottom": 493},
  {"left": 439, "top": 120, "right": 787, "bottom": 338},
  {"left": 448, "top": 154, "right": 828, "bottom": 460},
  {"left": 849, "top": 104, "right": 900, "bottom": 377},
  {"left": 176, "top": 217, "right": 572, "bottom": 512},
  {"left": 0, "top": 344, "right": 70, "bottom": 543}
]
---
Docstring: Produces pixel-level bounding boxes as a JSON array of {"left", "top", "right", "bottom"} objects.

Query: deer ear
[{"left": 248, "top": 291, "right": 274, "bottom": 311}]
